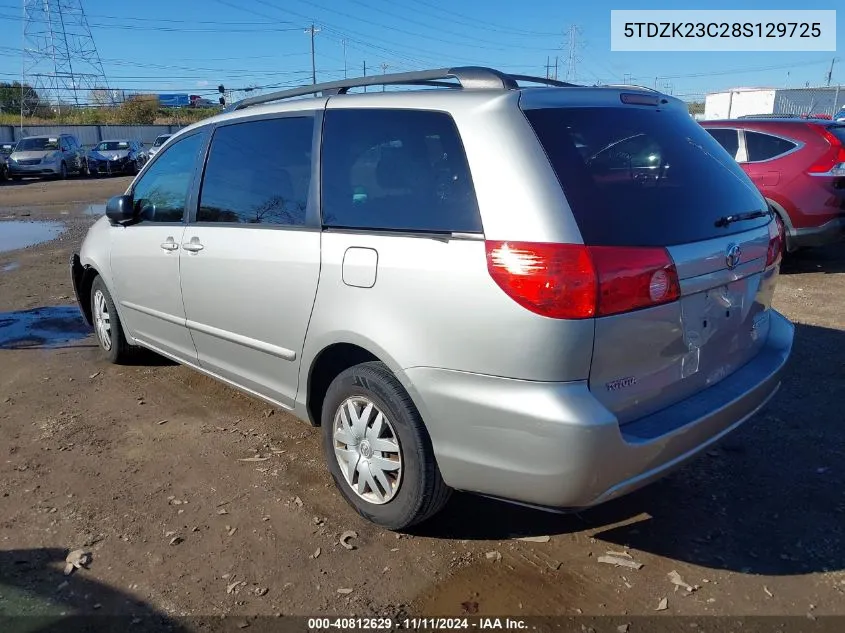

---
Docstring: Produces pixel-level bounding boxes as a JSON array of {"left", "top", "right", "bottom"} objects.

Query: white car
[{"left": 147, "top": 134, "right": 172, "bottom": 159}]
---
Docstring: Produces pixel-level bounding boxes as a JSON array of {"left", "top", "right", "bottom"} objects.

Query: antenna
[{"left": 22, "top": 0, "right": 111, "bottom": 114}]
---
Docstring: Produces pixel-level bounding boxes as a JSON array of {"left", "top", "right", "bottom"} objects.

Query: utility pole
[
  {"left": 381, "top": 62, "right": 389, "bottom": 91},
  {"left": 545, "top": 56, "right": 551, "bottom": 79},
  {"left": 826, "top": 57, "right": 839, "bottom": 87},
  {"left": 554, "top": 56, "right": 559, "bottom": 81},
  {"left": 363, "top": 60, "right": 367, "bottom": 92},
  {"left": 305, "top": 23, "right": 320, "bottom": 85},
  {"left": 342, "top": 39, "right": 347, "bottom": 78}
]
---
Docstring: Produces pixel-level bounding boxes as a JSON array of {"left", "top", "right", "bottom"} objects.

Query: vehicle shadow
[
  {"left": 0, "top": 547, "right": 189, "bottom": 632},
  {"left": 780, "top": 244, "right": 845, "bottom": 275},
  {"left": 414, "top": 321, "right": 845, "bottom": 577}
]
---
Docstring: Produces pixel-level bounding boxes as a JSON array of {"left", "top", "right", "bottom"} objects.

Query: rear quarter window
[
  {"left": 744, "top": 131, "right": 797, "bottom": 162},
  {"left": 321, "top": 109, "right": 482, "bottom": 233},
  {"left": 524, "top": 106, "right": 769, "bottom": 247}
]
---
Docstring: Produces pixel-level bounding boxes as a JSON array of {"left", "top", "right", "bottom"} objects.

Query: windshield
[
  {"left": 524, "top": 106, "right": 769, "bottom": 246},
  {"left": 16, "top": 137, "right": 59, "bottom": 151},
  {"left": 96, "top": 141, "right": 130, "bottom": 151},
  {"left": 153, "top": 135, "right": 171, "bottom": 147}
]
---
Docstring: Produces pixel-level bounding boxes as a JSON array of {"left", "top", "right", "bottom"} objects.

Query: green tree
[{"left": 0, "top": 81, "right": 41, "bottom": 116}]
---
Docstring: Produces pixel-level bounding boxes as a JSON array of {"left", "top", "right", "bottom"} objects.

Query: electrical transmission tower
[
  {"left": 563, "top": 24, "right": 582, "bottom": 83},
  {"left": 22, "top": 0, "right": 111, "bottom": 112}
]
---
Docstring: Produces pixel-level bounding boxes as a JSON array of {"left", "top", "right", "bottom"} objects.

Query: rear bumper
[
  {"left": 791, "top": 215, "right": 845, "bottom": 249},
  {"left": 400, "top": 310, "right": 793, "bottom": 509}
]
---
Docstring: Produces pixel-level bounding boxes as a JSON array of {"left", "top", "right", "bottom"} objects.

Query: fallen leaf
[
  {"left": 337, "top": 588, "right": 353, "bottom": 594},
  {"left": 764, "top": 586, "right": 774, "bottom": 598},
  {"left": 598, "top": 555, "right": 643, "bottom": 570},
  {"left": 89, "top": 372, "right": 100, "bottom": 379},
  {"left": 157, "top": 419, "right": 168, "bottom": 425},
  {"left": 293, "top": 496, "right": 303, "bottom": 508},
  {"left": 312, "top": 548, "right": 321, "bottom": 559},
  {"left": 339, "top": 530, "right": 358, "bottom": 550},
  {"left": 63, "top": 549, "right": 91, "bottom": 575},
  {"left": 254, "top": 587, "right": 269, "bottom": 596},
  {"left": 655, "top": 597, "right": 669, "bottom": 611},
  {"left": 217, "top": 508, "right": 229, "bottom": 515},
  {"left": 517, "top": 535, "right": 550, "bottom": 543},
  {"left": 169, "top": 536, "right": 183, "bottom": 546},
  {"left": 667, "top": 570, "right": 695, "bottom": 592},
  {"left": 237, "top": 456, "right": 270, "bottom": 462},
  {"left": 227, "top": 526, "right": 237, "bottom": 537},
  {"left": 617, "top": 625, "right": 630, "bottom": 633},
  {"left": 485, "top": 551, "right": 502, "bottom": 562}
]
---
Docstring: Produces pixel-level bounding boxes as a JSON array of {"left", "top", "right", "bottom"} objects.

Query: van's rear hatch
[{"left": 522, "top": 93, "right": 780, "bottom": 423}]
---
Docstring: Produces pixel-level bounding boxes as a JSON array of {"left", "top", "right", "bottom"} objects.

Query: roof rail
[
  {"left": 602, "top": 83, "right": 661, "bottom": 93},
  {"left": 225, "top": 66, "right": 589, "bottom": 112},
  {"left": 226, "top": 66, "right": 519, "bottom": 112}
]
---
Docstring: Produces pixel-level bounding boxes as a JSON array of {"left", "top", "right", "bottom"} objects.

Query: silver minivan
[{"left": 71, "top": 68, "right": 793, "bottom": 529}]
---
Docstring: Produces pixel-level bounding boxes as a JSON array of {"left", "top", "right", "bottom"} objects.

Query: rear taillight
[
  {"left": 807, "top": 127, "right": 845, "bottom": 175},
  {"left": 485, "top": 241, "right": 680, "bottom": 319},
  {"left": 766, "top": 218, "right": 783, "bottom": 268}
]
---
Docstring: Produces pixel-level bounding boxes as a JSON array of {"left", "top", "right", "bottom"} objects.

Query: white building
[{"left": 704, "top": 86, "right": 845, "bottom": 120}]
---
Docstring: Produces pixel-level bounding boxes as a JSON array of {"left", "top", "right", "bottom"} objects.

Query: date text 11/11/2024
[{"left": 307, "top": 618, "right": 529, "bottom": 630}]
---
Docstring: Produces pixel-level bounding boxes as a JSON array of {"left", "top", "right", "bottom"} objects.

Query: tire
[
  {"left": 322, "top": 361, "right": 451, "bottom": 530},
  {"left": 90, "top": 276, "right": 131, "bottom": 363},
  {"left": 59, "top": 162, "right": 68, "bottom": 179}
]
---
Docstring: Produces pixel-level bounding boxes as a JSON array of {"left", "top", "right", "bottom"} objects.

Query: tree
[
  {"left": 116, "top": 94, "right": 158, "bottom": 124},
  {"left": 0, "top": 81, "right": 41, "bottom": 116}
]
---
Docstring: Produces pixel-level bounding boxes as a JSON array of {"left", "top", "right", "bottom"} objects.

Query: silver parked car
[
  {"left": 71, "top": 68, "right": 794, "bottom": 529},
  {"left": 8, "top": 134, "right": 88, "bottom": 180}
]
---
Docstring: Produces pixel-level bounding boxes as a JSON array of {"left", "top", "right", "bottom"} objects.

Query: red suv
[{"left": 702, "top": 118, "right": 845, "bottom": 252}]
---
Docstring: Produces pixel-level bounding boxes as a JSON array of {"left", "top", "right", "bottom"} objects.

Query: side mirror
[{"left": 106, "top": 194, "right": 135, "bottom": 223}]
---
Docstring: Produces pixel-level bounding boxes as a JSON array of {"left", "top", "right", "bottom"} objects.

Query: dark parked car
[
  {"left": 703, "top": 118, "right": 845, "bottom": 251},
  {"left": 88, "top": 139, "right": 148, "bottom": 176}
]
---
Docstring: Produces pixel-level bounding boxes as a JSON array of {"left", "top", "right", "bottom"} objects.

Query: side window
[
  {"left": 132, "top": 132, "right": 204, "bottom": 223},
  {"left": 60, "top": 138, "right": 70, "bottom": 151},
  {"left": 198, "top": 116, "right": 314, "bottom": 225},
  {"left": 705, "top": 128, "right": 739, "bottom": 158},
  {"left": 745, "top": 131, "right": 797, "bottom": 162},
  {"left": 321, "top": 109, "right": 482, "bottom": 233}
]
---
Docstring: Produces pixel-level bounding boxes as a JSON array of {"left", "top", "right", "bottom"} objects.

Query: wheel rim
[
  {"left": 92, "top": 289, "right": 112, "bottom": 351},
  {"left": 332, "top": 396, "right": 402, "bottom": 505}
]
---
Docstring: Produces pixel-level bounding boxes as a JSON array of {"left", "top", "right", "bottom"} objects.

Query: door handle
[
  {"left": 182, "top": 237, "right": 204, "bottom": 253},
  {"left": 160, "top": 237, "right": 179, "bottom": 252}
]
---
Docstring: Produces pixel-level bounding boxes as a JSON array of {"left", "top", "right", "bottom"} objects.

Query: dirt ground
[{"left": 1, "top": 176, "right": 844, "bottom": 625}]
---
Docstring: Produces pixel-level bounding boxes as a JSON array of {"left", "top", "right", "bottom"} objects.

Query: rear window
[
  {"left": 321, "top": 109, "right": 482, "bottom": 233},
  {"left": 524, "top": 107, "right": 769, "bottom": 247},
  {"left": 826, "top": 125, "right": 845, "bottom": 145},
  {"left": 744, "top": 131, "right": 797, "bottom": 161}
]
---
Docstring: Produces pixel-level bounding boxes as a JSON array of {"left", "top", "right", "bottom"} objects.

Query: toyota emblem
[{"left": 725, "top": 243, "right": 742, "bottom": 270}]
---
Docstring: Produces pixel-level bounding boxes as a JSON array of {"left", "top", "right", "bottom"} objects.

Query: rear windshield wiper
[{"left": 714, "top": 209, "right": 769, "bottom": 228}]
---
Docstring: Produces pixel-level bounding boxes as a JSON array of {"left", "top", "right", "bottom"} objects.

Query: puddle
[
  {"left": 2, "top": 262, "right": 20, "bottom": 272},
  {"left": 0, "top": 221, "right": 65, "bottom": 254},
  {"left": 84, "top": 204, "right": 106, "bottom": 216},
  {"left": 0, "top": 306, "right": 90, "bottom": 349}
]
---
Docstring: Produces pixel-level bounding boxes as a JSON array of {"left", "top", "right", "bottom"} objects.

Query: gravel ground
[{"left": 0, "top": 176, "right": 843, "bottom": 628}]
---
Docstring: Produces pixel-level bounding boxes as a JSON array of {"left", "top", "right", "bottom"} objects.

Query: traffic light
[
  {"left": 218, "top": 84, "right": 225, "bottom": 94},
  {"left": 218, "top": 84, "right": 225, "bottom": 106}
]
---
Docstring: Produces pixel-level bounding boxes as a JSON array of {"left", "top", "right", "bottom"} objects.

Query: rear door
[
  {"left": 524, "top": 103, "right": 778, "bottom": 423},
  {"left": 178, "top": 112, "right": 322, "bottom": 409}
]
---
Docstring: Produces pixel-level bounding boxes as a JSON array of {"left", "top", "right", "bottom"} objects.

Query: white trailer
[{"left": 704, "top": 86, "right": 845, "bottom": 120}]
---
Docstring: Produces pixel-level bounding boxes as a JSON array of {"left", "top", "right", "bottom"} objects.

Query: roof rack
[{"left": 226, "top": 66, "right": 579, "bottom": 112}]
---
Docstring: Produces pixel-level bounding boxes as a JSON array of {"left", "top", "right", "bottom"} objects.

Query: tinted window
[
  {"left": 16, "top": 137, "right": 58, "bottom": 151},
  {"left": 744, "top": 131, "right": 797, "bottom": 161},
  {"left": 826, "top": 125, "right": 845, "bottom": 145},
  {"left": 524, "top": 107, "right": 768, "bottom": 247},
  {"left": 198, "top": 117, "right": 314, "bottom": 225},
  {"left": 705, "top": 128, "right": 739, "bottom": 158},
  {"left": 132, "top": 132, "right": 203, "bottom": 223},
  {"left": 321, "top": 109, "right": 481, "bottom": 233}
]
